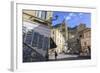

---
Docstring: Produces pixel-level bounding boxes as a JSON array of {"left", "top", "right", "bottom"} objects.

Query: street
[
  {"left": 49, "top": 53, "right": 90, "bottom": 61},
  {"left": 49, "top": 53, "right": 78, "bottom": 60}
]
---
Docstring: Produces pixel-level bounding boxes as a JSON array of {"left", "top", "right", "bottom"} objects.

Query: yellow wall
[{"left": 51, "top": 28, "right": 65, "bottom": 53}]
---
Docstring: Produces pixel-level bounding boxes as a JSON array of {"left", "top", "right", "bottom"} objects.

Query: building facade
[
  {"left": 79, "top": 28, "right": 91, "bottom": 56},
  {"left": 22, "top": 10, "right": 53, "bottom": 62},
  {"left": 51, "top": 20, "right": 68, "bottom": 54},
  {"left": 67, "top": 24, "right": 86, "bottom": 54}
]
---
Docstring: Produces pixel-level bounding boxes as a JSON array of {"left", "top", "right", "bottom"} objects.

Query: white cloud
[
  {"left": 69, "top": 13, "right": 76, "bottom": 17},
  {"left": 79, "top": 13, "right": 84, "bottom": 18},
  {"left": 65, "top": 16, "right": 71, "bottom": 21},
  {"left": 79, "top": 13, "right": 83, "bottom": 16},
  {"left": 65, "top": 13, "right": 76, "bottom": 21}
]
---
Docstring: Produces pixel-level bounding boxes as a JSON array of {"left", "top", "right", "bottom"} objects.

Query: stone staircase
[{"left": 23, "top": 42, "right": 47, "bottom": 62}]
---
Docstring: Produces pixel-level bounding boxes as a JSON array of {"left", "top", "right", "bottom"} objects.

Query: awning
[{"left": 50, "top": 37, "right": 57, "bottom": 49}]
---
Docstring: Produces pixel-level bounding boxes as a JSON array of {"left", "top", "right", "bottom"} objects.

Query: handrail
[{"left": 23, "top": 42, "right": 46, "bottom": 59}]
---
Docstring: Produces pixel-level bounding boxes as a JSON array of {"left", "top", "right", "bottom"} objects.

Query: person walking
[
  {"left": 55, "top": 51, "right": 57, "bottom": 60},
  {"left": 45, "top": 52, "right": 48, "bottom": 61}
]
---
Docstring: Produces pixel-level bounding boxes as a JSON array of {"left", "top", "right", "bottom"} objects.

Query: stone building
[
  {"left": 51, "top": 20, "right": 68, "bottom": 54},
  {"left": 67, "top": 23, "right": 86, "bottom": 54},
  {"left": 79, "top": 28, "right": 91, "bottom": 56}
]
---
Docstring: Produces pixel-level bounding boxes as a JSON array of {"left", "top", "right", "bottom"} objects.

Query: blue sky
[{"left": 52, "top": 11, "right": 91, "bottom": 28}]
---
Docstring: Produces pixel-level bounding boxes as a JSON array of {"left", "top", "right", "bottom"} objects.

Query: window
[
  {"left": 36, "top": 11, "right": 47, "bottom": 20},
  {"left": 79, "top": 35, "right": 82, "bottom": 38},
  {"left": 25, "top": 30, "right": 33, "bottom": 45},
  {"left": 41, "top": 11, "right": 47, "bottom": 20},
  {"left": 43, "top": 37, "right": 49, "bottom": 50},
  {"left": 35, "top": 11, "right": 39, "bottom": 17},
  {"left": 84, "top": 42, "right": 87, "bottom": 46},
  {"left": 38, "top": 11, "right": 42, "bottom": 18},
  {"left": 32, "top": 32, "right": 39, "bottom": 47},
  {"left": 38, "top": 34, "right": 44, "bottom": 49},
  {"left": 36, "top": 11, "right": 42, "bottom": 18}
]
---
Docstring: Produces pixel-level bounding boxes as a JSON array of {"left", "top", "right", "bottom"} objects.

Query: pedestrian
[
  {"left": 55, "top": 51, "right": 57, "bottom": 60},
  {"left": 45, "top": 53, "right": 48, "bottom": 61}
]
